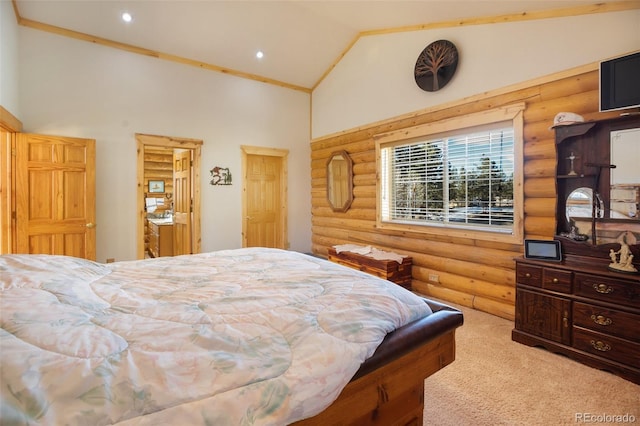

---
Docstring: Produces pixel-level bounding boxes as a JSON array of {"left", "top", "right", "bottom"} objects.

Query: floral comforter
[{"left": 0, "top": 248, "right": 432, "bottom": 425}]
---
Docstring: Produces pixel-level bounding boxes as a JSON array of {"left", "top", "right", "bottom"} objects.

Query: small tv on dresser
[{"left": 524, "top": 239, "right": 562, "bottom": 262}]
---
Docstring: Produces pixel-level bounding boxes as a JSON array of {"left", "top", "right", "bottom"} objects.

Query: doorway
[
  {"left": 241, "top": 145, "right": 289, "bottom": 249},
  {"left": 136, "top": 133, "right": 202, "bottom": 259}
]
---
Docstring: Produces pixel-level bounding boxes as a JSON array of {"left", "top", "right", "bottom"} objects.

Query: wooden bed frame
[{"left": 294, "top": 299, "right": 463, "bottom": 426}]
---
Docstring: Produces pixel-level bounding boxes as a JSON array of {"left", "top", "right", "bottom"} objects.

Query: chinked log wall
[{"left": 311, "top": 66, "right": 623, "bottom": 320}]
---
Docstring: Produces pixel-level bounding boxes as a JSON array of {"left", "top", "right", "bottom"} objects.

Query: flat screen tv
[{"left": 599, "top": 51, "right": 640, "bottom": 112}]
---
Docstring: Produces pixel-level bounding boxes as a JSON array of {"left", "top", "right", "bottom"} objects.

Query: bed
[{"left": 0, "top": 247, "right": 462, "bottom": 425}]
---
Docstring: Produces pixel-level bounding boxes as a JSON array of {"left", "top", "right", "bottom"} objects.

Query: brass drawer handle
[
  {"left": 591, "top": 314, "right": 612, "bottom": 326},
  {"left": 525, "top": 273, "right": 531, "bottom": 278},
  {"left": 593, "top": 283, "right": 614, "bottom": 294},
  {"left": 590, "top": 340, "right": 611, "bottom": 352},
  {"left": 552, "top": 278, "right": 559, "bottom": 283}
]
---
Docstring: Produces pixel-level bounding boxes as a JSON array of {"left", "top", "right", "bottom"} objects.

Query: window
[{"left": 375, "top": 104, "right": 524, "bottom": 243}]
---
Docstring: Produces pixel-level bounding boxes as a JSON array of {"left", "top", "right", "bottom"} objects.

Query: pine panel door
[
  {"left": 245, "top": 154, "right": 283, "bottom": 248},
  {"left": 173, "top": 149, "right": 192, "bottom": 255},
  {"left": 15, "top": 133, "right": 96, "bottom": 260}
]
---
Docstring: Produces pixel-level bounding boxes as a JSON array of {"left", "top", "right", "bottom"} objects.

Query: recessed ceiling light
[
  {"left": 122, "top": 12, "right": 132, "bottom": 23},
  {"left": 256, "top": 51, "right": 264, "bottom": 59}
]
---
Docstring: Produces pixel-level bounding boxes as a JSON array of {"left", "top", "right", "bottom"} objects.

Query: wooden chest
[{"left": 327, "top": 247, "right": 412, "bottom": 289}]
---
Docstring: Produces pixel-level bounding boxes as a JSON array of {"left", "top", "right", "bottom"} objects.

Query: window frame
[{"left": 374, "top": 103, "right": 525, "bottom": 244}]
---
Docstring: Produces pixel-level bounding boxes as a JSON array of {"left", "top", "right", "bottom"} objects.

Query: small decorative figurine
[
  {"left": 560, "top": 220, "right": 588, "bottom": 241},
  {"left": 608, "top": 231, "right": 638, "bottom": 274}
]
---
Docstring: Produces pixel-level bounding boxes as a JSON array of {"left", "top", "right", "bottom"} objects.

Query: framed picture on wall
[{"left": 148, "top": 180, "right": 165, "bottom": 193}]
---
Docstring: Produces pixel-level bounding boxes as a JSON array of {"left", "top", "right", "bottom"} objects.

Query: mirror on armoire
[{"left": 556, "top": 118, "right": 639, "bottom": 246}]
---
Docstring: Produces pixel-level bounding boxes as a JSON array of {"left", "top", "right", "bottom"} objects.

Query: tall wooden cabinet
[{"left": 513, "top": 115, "right": 640, "bottom": 385}]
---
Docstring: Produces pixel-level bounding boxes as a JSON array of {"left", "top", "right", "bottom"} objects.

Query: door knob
[{"left": 86, "top": 223, "right": 96, "bottom": 229}]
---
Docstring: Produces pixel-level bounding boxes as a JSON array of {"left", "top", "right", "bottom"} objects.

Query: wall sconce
[{"left": 210, "top": 166, "right": 232, "bottom": 185}]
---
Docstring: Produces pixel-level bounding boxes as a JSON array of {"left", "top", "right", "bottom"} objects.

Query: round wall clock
[{"left": 414, "top": 40, "right": 459, "bottom": 92}]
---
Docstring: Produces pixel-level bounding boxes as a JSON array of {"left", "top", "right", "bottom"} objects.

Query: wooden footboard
[{"left": 294, "top": 300, "right": 463, "bottom": 426}]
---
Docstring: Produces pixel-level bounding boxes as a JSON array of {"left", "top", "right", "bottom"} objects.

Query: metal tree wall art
[
  {"left": 210, "top": 166, "right": 232, "bottom": 185},
  {"left": 414, "top": 40, "right": 459, "bottom": 92}
]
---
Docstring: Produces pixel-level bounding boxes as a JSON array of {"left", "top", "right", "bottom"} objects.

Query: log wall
[{"left": 311, "top": 68, "right": 623, "bottom": 320}]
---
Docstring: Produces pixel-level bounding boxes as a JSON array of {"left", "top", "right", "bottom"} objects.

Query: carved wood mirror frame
[{"left": 326, "top": 150, "right": 353, "bottom": 213}]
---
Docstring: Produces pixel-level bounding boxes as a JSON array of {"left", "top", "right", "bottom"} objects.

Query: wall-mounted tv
[{"left": 599, "top": 51, "right": 640, "bottom": 112}]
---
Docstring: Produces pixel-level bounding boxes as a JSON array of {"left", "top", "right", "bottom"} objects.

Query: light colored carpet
[{"left": 423, "top": 301, "right": 639, "bottom": 426}]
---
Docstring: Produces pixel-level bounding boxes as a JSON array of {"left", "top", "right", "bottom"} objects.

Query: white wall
[
  {"left": 0, "top": 0, "right": 20, "bottom": 116},
  {"left": 12, "top": 8, "right": 640, "bottom": 261},
  {"left": 312, "top": 10, "right": 640, "bottom": 139},
  {"left": 18, "top": 28, "right": 311, "bottom": 262}
]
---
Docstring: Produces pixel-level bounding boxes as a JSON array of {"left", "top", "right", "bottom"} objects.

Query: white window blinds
[{"left": 381, "top": 127, "right": 514, "bottom": 231}]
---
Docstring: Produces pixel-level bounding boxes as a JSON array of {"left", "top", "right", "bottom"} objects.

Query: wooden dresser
[
  {"left": 327, "top": 247, "right": 412, "bottom": 289},
  {"left": 513, "top": 114, "right": 640, "bottom": 384},
  {"left": 512, "top": 254, "right": 640, "bottom": 384},
  {"left": 148, "top": 220, "right": 174, "bottom": 258}
]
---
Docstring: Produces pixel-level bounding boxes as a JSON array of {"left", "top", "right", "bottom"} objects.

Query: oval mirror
[
  {"left": 566, "top": 187, "right": 603, "bottom": 222},
  {"left": 327, "top": 151, "right": 353, "bottom": 212}
]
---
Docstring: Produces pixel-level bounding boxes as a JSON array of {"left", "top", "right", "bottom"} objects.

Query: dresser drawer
[
  {"left": 516, "top": 264, "right": 572, "bottom": 293},
  {"left": 573, "top": 302, "right": 640, "bottom": 342},
  {"left": 516, "top": 264, "right": 542, "bottom": 287},
  {"left": 542, "top": 268, "right": 572, "bottom": 293},
  {"left": 575, "top": 273, "right": 640, "bottom": 309},
  {"left": 573, "top": 327, "right": 640, "bottom": 367}
]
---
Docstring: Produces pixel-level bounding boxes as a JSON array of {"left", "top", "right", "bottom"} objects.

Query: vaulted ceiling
[{"left": 12, "top": 1, "right": 636, "bottom": 91}]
